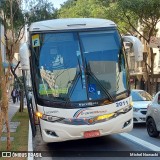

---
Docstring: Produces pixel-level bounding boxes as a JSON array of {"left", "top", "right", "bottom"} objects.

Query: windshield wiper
[
  {"left": 67, "top": 55, "right": 82, "bottom": 99},
  {"left": 67, "top": 72, "right": 81, "bottom": 99},
  {"left": 85, "top": 60, "right": 114, "bottom": 102}
]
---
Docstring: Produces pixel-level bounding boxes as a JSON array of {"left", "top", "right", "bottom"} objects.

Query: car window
[
  {"left": 138, "top": 91, "right": 152, "bottom": 101},
  {"left": 131, "top": 90, "right": 152, "bottom": 101}
]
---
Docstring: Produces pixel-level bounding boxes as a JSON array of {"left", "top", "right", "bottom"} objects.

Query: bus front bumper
[{"left": 40, "top": 110, "right": 133, "bottom": 143}]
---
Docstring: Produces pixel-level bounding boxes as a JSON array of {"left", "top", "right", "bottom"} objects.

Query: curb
[{"left": 28, "top": 121, "right": 33, "bottom": 160}]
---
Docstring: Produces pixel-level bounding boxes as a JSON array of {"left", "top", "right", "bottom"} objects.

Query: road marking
[{"left": 120, "top": 133, "right": 160, "bottom": 151}]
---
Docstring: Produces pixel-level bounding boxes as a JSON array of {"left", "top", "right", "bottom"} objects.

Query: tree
[
  {"left": 108, "top": 0, "right": 160, "bottom": 94},
  {"left": 24, "top": 0, "right": 57, "bottom": 24},
  {"left": 58, "top": 0, "right": 160, "bottom": 94},
  {"left": 0, "top": 0, "right": 58, "bottom": 151},
  {"left": 105, "top": 2, "right": 138, "bottom": 34},
  {"left": 0, "top": 0, "right": 25, "bottom": 151},
  {"left": 58, "top": 0, "right": 108, "bottom": 18},
  {"left": 11, "top": 61, "right": 25, "bottom": 112},
  {"left": 60, "top": 0, "right": 77, "bottom": 9}
]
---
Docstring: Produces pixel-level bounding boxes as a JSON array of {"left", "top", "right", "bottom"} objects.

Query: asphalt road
[
  {"left": 130, "top": 123, "right": 160, "bottom": 147},
  {"left": 33, "top": 124, "right": 160, "bottom": 160}
]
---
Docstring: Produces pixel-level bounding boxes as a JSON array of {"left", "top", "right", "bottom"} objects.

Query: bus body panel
[
  {"left": 25, "top": 18, "right": 138, "bottom": 143},
  {"left": 36, "top": 97, "right": 133, "bottom": 142},
  {"left": 29, "top": 18, "right": 116, "bottom": 32},
  {"left": 40, "top": 110, "right": 133, "bottom": 143},
  {"left": 40, "top": 97, "right": 131, "bottom": 118}
]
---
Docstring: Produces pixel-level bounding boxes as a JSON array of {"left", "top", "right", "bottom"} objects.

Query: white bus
[{"left": 20, "top": 18, "right": 143, "bottom": 143}]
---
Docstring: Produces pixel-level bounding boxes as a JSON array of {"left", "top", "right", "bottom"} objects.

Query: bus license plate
[{"left": 84, "top": 130, "right": 100, "bottom": 138}]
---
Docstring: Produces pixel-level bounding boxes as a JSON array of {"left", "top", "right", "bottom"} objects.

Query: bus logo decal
[
  {"left": 73, "top": 109, "right": 108, "bottom": 118},
  {"left": 73, "top": 109, "right": 88, "bottom": 118}
]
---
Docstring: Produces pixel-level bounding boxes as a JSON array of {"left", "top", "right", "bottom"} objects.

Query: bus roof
[{"left": 29, "top": 18, "right": 116, "bottom": 32}]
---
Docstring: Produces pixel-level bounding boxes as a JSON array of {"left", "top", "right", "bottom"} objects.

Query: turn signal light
[
  {"left": 96, "top": 113, "right": 115, "bottom": 121},
  {"left": 36, "top": 112, "right": 43, "bottom": 118}
]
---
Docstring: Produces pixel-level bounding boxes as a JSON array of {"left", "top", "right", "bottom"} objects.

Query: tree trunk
[
  {"left": 1, "top": 82, "right": 11, "bottom": 150},
  {"left": 149, "top": 47, "right": 154, "bottom": 95},
  {"left": 143, "top": 51, "right": 149, "bottom": 92},
  {"left": 19, "top": 89, "right": 24, "bottom": 112},
  {"left": 5, "top": 111, "right": 11, "bottom": 150},
  {"left": 0, "top": 100, "right": 4, "bottom": 150},
  {"left": 0, "top": 51, "right": 11, "bottom": 150},
  {"left": 11, "top": 65, "right": 24, "bottom": 112}
]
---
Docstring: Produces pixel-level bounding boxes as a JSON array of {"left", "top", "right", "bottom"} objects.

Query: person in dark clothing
[
  {"left": 16, "top": 89, "right": 19, "bottom": 102},
  {"left": 11, "top": 89, "right": 16, "bottom": 103},
  {"left": 140, "top": 76, "right": 145, "bottom": 90}
]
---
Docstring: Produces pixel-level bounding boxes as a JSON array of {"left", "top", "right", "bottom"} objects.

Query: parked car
[
  {"left": 146, "top": 92, "right": 160, "bottom": 137},
  {"left": 131, "top": 89, "right": 152, "bottom": 123}
]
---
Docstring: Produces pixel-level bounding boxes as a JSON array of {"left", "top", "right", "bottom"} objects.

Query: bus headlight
[
  {"left": 36, "top": 112, "right": 64, "bottom": 122},
  {"left": 116, "top": 105, "right": 132, "bottom": 115},
  {"left": 42, "top": 115, "right": 64, "bottom": 122}
]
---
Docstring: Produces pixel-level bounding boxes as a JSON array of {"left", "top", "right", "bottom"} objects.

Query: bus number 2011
[{"left": 116, "top": 101, "right": 128, "bottom": 107}]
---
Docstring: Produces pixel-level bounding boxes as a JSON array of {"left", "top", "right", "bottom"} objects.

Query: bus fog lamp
[
  {"left": 46, "top": 130, "right": 58, "bottom": 137},
  {"left": 123, "top": 119, "right": 131, "bottom": 128}
]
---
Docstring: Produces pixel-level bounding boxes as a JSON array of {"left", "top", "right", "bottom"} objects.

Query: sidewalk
[
  {"left": 8, "top": 101, "right": 20, "bottom": 121},
  {"left": 1, "top": 101, "right": 20, "bottom": 142},
  {"left": 5, "top": 101, "right": 33, "bottom": 159}
]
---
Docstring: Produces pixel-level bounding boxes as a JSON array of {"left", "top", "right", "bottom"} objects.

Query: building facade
[{"left": 127, "top": 22, "right": 160, "bottom": 94}]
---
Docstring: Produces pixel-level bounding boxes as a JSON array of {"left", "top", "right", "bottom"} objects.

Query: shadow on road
[{"left": 133, "top": 123, "right": 146, "bottom": 128}]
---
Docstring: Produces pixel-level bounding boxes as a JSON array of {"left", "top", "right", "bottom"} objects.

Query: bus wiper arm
[
  {"left": 85, "top": 61, "right": 114, "bottom": 102},
  {"left": 87, "top": 70, "right": 114, "bottom": 102},
  {"left": 68, "top": 53, "right": 84, "bottom": 99},
  {"left": 67, "top": 72, "right": 81, "bottom": 99}
]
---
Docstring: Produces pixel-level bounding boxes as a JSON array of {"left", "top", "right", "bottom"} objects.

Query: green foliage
[
  {"left": 105, "top": 2, "right": 138, "bottom": 34},
  {"left": 58, "top": 0, "right": 137, "bottom": 34},
  {"left": 24, "top": 0, "right": 57, "bottom": 24},
  {"left": 58, "top": 0, "right": 160, "bottom": 37},
  {"left": 60, "top": 0, "right": 77, "bottom": 9},
  {"left": 0, "top": 0, "right": 58, "bottom": 31},
  {"left": 13, "top": 76, "right": 24, "bottom": 90},
  {"left": 118, "top": 0, "right": 160, "bottom": 20},
  {"left": 117, "top": 0, "right": 160, "bottom": 40},
  {"left": 1, "top": 109, "right": 29, "bottom": 152},
  {"left": 58, "top": 0, "right": 109, "bottom": 18},
  {"left": 0, "top": 0, "right": 25, "bottom": 32}
]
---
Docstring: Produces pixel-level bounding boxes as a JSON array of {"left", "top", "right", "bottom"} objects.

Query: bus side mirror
[
  {"left": 122, "top": 36, "right": 143, "bottom": 62},
  {"left": 19, "top": 42, "right": 30, "bottom": 70}
]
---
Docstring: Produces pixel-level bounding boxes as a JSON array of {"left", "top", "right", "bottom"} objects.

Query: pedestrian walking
[
  {"left": 11, "top": 88, "right": 16, "bottom": 104},
  {"left": 16, "top": 89, "right": 19, "bottom": 102}
]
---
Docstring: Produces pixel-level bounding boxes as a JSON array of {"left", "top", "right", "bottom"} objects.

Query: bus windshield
[{"left": 31, "top": 30, "right": 128, "bottom": 103}]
